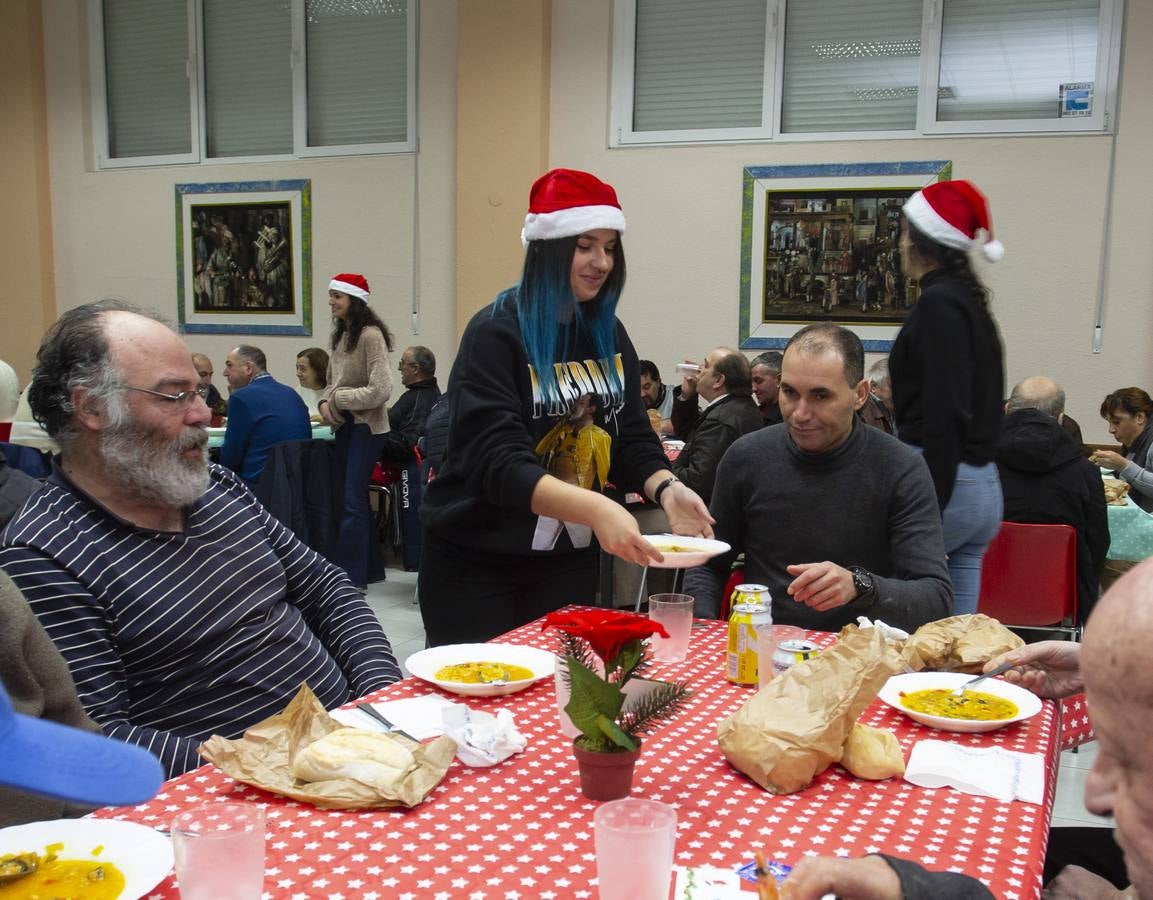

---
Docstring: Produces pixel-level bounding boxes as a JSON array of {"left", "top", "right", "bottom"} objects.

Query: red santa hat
[
  {"left": 902, "top": 180, "right": 1004, "bottom": 263},
  {"left": 329, "top": 273, "right": 371, "bottom": 300},
  {"left": 521, "top": 169, "right": 627, "bottom": 246}
]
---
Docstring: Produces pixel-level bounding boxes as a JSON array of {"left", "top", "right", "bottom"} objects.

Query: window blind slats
[
  {"left": 632, "top": 0, "right": 767, "bottom": 132},
  {"left": 781, "top": 0, "right": 922, "bottom": 133},
  {"left": 938, "top": 0, "right": 1100, "bottom": 121},
  {"left": 103, "top": 0, "right": 191, "bottom": 157},
  {"left": 203, "top": 0, "right": 293, "bottom": 157},
  {"left": 306, "top": 0, "right": 409, "bottom": 146}
]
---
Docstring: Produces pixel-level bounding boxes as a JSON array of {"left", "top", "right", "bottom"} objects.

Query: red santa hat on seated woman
[
  {"left": 521, "top": 168, "right": 627, "bottom": 246},
  {"left": 329, "top": 273, "right": 371, "bottom": 300},
  {"left": 902, "top": 179, "right": 1004, "bottom": 263}
]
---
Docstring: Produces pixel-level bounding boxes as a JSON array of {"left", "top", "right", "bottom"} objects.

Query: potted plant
[{"left": 543, "top": 609, "right": 691, "bottom": 801}]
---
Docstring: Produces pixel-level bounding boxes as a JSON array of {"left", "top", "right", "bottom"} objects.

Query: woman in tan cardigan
[{"left": 319, "top": 273, "right": 394, "bottom": 588}]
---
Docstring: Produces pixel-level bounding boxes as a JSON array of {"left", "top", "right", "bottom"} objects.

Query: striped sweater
[{"left": 0, "top": 463, "right": 401, "bottom": 778}]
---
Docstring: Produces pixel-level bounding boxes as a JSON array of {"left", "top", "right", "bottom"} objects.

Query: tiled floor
[{"left": 366, "top": 565, "right": 1113, "bottom": 829}]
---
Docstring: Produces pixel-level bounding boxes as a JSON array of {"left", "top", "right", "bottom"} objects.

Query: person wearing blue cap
[{"left": 0, "top": 570, "right": 163, "bottom": 826}]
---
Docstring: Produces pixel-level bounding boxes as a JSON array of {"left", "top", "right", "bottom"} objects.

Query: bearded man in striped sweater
[{"left": 0, "top": 301, "right": 402, "bottom": 777}]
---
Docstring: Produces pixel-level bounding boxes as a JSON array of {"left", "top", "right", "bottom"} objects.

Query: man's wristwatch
[{"left": 849, "top": 565, "right": 876, "bottom": 601}]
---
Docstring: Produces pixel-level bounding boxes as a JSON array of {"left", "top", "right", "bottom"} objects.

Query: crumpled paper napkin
[
  {"left": 904, "top": 739, "right": 1044, "bottom": 804},
  {"left": 442, "top": 705, "right": 527, "bottom": 767},
  {"left": 855, "top": 616, "right": 910, "bottom": 642}
]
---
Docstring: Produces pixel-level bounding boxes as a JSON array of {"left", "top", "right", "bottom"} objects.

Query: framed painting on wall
[
  {"left": 739, "top": 161, "right": 952, "bottom": 351},
  {"left": 176, "top": 179, "right": 312, "bottom": 335}
]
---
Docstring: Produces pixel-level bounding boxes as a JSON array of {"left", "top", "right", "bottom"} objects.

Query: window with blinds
[
  {"left": 306, "top": 0, "right": 410, "bottom": 146},
  {"left": 611, "top": 0, "right": 1119, "bottom": 145},
  {"left": 632, "top": 0, "right": 767, "bottom": 132},
  {"left": 94, "top": 0, "right": 413, "bottom": 166},
  {"left": 937, "top": 0, "right": 1101, "bottom": 121},
  {"left": 780, "top": 0, "right": 922, "bottom": 133},
  {"left": 101, "top": 0, "right": 192, "bottom": 158}
]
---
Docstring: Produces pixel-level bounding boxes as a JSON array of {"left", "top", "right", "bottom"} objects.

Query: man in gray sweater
[{"left": 684, "top": 324, "right": 952, "bottom": 630}]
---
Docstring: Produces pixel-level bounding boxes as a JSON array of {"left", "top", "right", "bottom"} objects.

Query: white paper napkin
[
  {"left": 855, "top": 615, "right": 910, "bottom": 642},
  {"left": 904, "top": 739, "right": 1045, "bottom": 804},
  {"left": 442, "top": 705, "right": 527, "bottom": 767},
  {"left": 330, "top": 694, "right": 457, "bottom": 740}
]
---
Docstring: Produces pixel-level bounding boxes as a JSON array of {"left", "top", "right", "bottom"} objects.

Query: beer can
[
  {"left": 772, "top": 638, "right": 821, "bottom": 671},
  {"left": 727, "top": 584, "right": 771, "bottom": 685}
]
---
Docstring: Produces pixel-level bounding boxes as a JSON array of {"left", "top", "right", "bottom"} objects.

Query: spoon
[{"left": 951, "top": 660, "right": 1016, "bottom": 696}]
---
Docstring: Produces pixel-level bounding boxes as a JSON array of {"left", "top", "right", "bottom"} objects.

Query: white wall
[
  {"left": 40, "top": 0, "right": 459, "bottom": 393},
  {"left": 549, "top": 0, "right": 1153, "bottom": 443}
]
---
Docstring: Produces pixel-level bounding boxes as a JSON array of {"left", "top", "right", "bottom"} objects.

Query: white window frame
[
  {"left": 609, "top": 0, "right": 1122, "bottom": 147},
  {"left": 90, "top": 0, "right": 418, "bottom": 169}
]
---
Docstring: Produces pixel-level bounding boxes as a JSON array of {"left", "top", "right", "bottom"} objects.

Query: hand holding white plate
[
  {"left": 642, "top": 534, "right": 730, "bottom": 569},
  {"left": 878, "top": 671, "right": 1042, "bottom": 734},
  {"left": 406, "top": 643, "right": 556, "bottom": 697}
]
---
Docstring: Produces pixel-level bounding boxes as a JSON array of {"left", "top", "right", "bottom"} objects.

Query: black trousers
[{"left": 417, "top": 530, "right": 598, "bottom": 646}]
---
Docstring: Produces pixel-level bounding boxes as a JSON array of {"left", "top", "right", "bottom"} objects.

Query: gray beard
[{"left": 100, "top": 425, "right": 210, "bottom": 509}]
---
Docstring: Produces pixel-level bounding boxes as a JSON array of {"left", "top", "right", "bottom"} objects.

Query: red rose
[{"left": 543, "top": 609, "right": 669, "bottom": 663}]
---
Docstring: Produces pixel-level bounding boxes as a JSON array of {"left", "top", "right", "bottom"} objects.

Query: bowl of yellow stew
[
  {"left": 877, "top": 671, "right": 1043, "bottom": 733},
  {"left": 405, "top": 643, "right": 556, "bottom": 696}
]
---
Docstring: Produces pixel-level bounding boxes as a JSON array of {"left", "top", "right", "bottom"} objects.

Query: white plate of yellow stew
[
  {"left": 0, "top": 818, "right": 173, "bottom": 899},
  {"left": 642, "top": 534, "right": 731, "bottom": 569},
  {"left": 405, "top": 643, "right": 555, "bottom": 697},
  {"left": 878, "top": 672, "right": 1043, "bottom": 733}
]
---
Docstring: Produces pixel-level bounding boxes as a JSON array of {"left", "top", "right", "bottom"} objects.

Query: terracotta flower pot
[{"left": 572, "top": 741, "right": 642, "bottom": 801}]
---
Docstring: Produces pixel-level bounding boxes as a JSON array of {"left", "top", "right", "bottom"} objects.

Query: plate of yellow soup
[
  {"left": 878, "top": 672, "right": 1042, "bottom": 733},
  {"left": 405, "top": 644, "right": 556, "bottom": 696},
  {"left": 642, "top": 534, "right": 730, "bottom": 569},
  {"left": 0, "top": 819, "right": 173, "bottom": 899}
]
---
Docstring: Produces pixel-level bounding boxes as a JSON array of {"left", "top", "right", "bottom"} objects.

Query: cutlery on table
[{"left": 356, "top": 702, "right": 420, "bottom": 743}]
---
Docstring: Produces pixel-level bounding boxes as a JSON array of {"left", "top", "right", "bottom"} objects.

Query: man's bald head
[
  {"left": 1082, "top": 559, "right": 1153, "bottom": 898},
  {"left": 1007, "top": 376, "right": 1065, "bottom": 419}
]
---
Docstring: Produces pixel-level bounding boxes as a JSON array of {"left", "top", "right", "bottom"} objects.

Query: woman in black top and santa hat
[
  {"left": 890, "top": 179, "right": 1006, "bottom": 616},
  {"left": 418, "top": 169, "right": 713, "bottom": 645}
]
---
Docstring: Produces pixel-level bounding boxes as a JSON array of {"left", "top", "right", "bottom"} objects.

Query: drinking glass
[
  {"left": 647, "top": 593, "right": 694, "bottom": 662},
  {"left": 756, "top": 624, "right": 806, "bottom": 688},
  {"left": 172, "top": 802, "right": 265, "bottom": 900},
  {"left": 594, "top": 798, "right": 677, "bottom": 900}
]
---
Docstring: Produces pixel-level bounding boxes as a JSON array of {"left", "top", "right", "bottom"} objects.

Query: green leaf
[
  {"left": 564, "top": 657, "right": 626, "bottom": 743},
  {"left": 595, "top": 713, "right": 637, "bottom": 752},
  {"left": 611, "top": 639, "right": 645, "bottom": 682}
]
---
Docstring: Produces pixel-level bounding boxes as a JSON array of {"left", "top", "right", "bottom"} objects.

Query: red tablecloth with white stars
[{"left": 92, "top": 619, "right": 1061, "bottom": 899}]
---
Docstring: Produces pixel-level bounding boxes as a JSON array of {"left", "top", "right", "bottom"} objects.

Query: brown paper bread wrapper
[
  {"left": 717, "top": 626, "right": 903, "bottom": 794},
  {"left": 901, "top": 614, "right": 1024, "bottom": 673},
  {"left": 199, "top": 683, "right": 457, "bottom": 809}
]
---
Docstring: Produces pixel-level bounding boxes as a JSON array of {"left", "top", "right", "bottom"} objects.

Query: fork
[{"left": 951, "top": 660, "right": 1016, "bottom": 696}]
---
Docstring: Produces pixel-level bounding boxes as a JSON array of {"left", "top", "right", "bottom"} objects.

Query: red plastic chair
[
  {"left": 719, "top": 568, "right": 745, "bottom": 620},
  {"left": 977, "top": 522, "right": 1079, "bottom": 639}
]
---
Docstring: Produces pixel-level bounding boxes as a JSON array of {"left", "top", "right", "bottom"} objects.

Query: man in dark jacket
[
  {"left": 670, "top": 347, "right": 762, "bottom": 504},
  {"left": 996, "top": 376, "right": 1109, "bottom": 622},
  {"left": 381, "top": 346, "right": 442, "bottom": 463}
]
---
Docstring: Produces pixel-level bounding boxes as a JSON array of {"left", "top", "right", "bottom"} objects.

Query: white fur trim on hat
[
  {"left": 902, "top": 191, "right": 975, "bottom": 253},
  {"left": 329, "top": 278, "right": 370, "bottom": 300},
  {"left": 521, "top": 205, "right": 627, "bottom": 247}
]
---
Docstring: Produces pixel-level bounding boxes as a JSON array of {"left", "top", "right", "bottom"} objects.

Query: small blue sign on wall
[{"left": 1059, "top": 82, "right": 1093, "bottom": 118}]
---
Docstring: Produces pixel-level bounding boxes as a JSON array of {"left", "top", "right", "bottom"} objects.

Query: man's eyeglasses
[{"left": 124, "top": 385, "right": 211, "bottom": 408}]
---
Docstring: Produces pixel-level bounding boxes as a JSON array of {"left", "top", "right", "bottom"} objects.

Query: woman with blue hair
[{"left": 418, "top": 169, "right": 713, "bottom": 645}]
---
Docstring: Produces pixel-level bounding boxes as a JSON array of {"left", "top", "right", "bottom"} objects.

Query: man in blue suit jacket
[{"left": 220, "top": 345, "right": 311, "bottom": 485}]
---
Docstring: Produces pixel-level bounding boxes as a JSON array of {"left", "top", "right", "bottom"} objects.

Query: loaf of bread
[{"left": 292, "top": 727, "right": 416, "bottom": 786}]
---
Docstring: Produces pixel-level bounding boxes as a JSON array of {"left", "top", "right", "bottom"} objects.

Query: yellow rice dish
[
  {"left": 900, "top": 688, "right": 1018, "bottom": 721},
  {"left": 434, "top": 662, "right": 535, "bottom": 684},
  {"left": 0, "top": 846, "right": 125, "bottom": 899}
]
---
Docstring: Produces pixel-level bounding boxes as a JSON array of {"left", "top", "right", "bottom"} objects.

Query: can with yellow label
[{"left": 726, "top": 584, "right": 771, "bottom": 684}]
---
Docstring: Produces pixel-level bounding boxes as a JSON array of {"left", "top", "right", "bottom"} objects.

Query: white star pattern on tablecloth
[{"left": 96, "top": 616, "right": 1058, "bottom": 898}]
